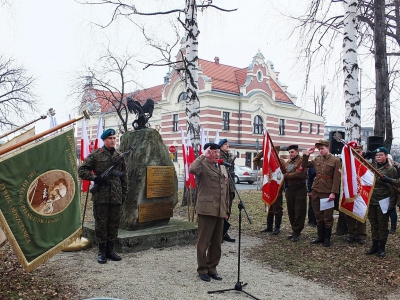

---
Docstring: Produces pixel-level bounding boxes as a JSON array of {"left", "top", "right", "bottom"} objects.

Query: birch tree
[{"left": 343, "top": 0, "right": 361, "bottom": 144}]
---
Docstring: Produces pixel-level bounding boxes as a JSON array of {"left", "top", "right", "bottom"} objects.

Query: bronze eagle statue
[{"left": 126, "top": 97, "right": 154, "bottom": 130}]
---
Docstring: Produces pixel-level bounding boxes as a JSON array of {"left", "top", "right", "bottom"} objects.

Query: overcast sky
[{"left": 0, "top": 0, "right": 384, "bottom": 137}]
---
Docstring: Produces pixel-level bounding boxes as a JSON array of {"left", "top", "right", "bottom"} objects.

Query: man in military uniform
[
  {"left": 345, "top": 144, "right": 367, "bottom": 245},
  {"left": 218, "top": 139, "right": 236, "bottom": 243},
  {"left": 190, "top": 143, "right": 229, "bottom": 282},
  {"left": 284, "top": 145, "right": 308, "bottom": 242},
  {"left": 365, "top": 147, "right": 397, "bottom": 257},
  {"left": 253, "top": 146, "right": 284, "bottom": 235},
  {"left": 301, "top": 140, "right": 341, "bottom": 247},
  {"left": 78, "top": 129, "right": 128, "bottom": 264}
]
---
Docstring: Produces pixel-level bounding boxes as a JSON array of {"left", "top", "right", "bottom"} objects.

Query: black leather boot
[
  {"left": 98, "top": 243, "right": 107, "bottom": 264},
  {"left": 106, "top": 241, "right": 122, "bottom": 261},
  {"left": 323, "top": 227, "right": 332, "bottom": 247},
  {"left": 375, "top": 240, "right": 386, "bottom": 258},
  {"left": 311, "top": 225, "right": 325, "bottom": 244},
  {"left": 272, "top": 215, "right": 282, "bottom": 235},
  {"left": 365, "top": 239, "right": 379, "bottom": 255},
  {"left": 261, "top": 213, "right": 274, "bottom": 233}
]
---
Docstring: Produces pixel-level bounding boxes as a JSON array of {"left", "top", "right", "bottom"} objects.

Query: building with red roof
[{"left": 77, "top": 50, "right": 324, "bottom": 174}]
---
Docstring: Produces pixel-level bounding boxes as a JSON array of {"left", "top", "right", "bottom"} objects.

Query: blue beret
[
  {"left": 373, "top": 146, "right": 389, "bottom": 154},
  {"left": 204, "top": 143, "right": 219, "bottom": 150},
  {"left": 218, "top": 139, "right": 228, "bottom": 148},
  {"left": 101, "top": 128, "right": 116, "bottom": 139}
]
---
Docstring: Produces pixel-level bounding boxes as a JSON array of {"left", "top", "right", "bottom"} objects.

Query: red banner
[
  {"left": 339, "top": 143, "right": 375, "bottom": 222},
  {"left": 262, "top": 131, "right": 284, "bottom": 208}
]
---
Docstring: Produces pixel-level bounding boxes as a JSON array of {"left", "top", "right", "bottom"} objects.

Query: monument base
[{"left": 83, "top": 218, "right": 197, "bottom": 253}]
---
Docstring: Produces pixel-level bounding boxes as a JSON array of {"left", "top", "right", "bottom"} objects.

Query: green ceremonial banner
[{"left": 0, "top": 128, "right": 81, "bottom": 272}]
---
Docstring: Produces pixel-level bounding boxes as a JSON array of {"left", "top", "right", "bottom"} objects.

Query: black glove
[
  {"left": 94, "top": 176, "right": 107, "bottom": 186},
  {"left": 379, "top": 175, "right": 393, "bottom": 184}
]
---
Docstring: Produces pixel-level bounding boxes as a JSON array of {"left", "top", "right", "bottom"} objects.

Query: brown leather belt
[{"left": 318, "top": 174, "right": 332, "bottom": 179}]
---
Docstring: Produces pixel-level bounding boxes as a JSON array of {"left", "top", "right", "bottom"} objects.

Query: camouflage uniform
[
  {"left": 368, "top": 161, "right": 397, "bottom": 243},
  {"left": 78, "top": 146, "right": 128, "bottom": 244},
  {"left": 284, "top": 155, "right": 307, "bottom": 237}
]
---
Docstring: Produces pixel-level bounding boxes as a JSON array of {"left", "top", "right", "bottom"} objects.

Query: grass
[{"left": 2, "top": 189, "right": 400, "bottom": 299}]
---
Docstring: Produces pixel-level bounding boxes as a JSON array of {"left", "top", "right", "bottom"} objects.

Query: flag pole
[
  {"left": 0, "top": 111, "right": 90, "bottom": 156},
  {"left": 0, "top": 115, "right": 48, "bottom": 140}
]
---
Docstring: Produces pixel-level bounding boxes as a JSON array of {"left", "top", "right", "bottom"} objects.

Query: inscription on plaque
[
  {"left": 147, "top": 166, "right": 175, "bottom": 198},
  {"left": 138, "top": 201, "right": 173, "bottom": 223}
]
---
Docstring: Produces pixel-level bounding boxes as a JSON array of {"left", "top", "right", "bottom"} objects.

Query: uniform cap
[
  {"left": 204, "top": 142, "right": 219, "bottom": 150},
  {"left": 218, "top": 139, "right": 228, "bottom": 148},
  {"left": 373, "top": 146, "right": 389, "bottom": 154},
  {"left": 287, "top": 145, "right": 298, "bottom": 151},
  {"left": 315, "top": 139, "right": 329, "bottom": 148},
  {"left": 101, "top": 128, "right": 116, "bottom": 139}
]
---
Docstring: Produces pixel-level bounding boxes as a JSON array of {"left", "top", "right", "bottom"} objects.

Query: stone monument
[{"left": 119, "top": 129, "right": 178, "bottom": 230}]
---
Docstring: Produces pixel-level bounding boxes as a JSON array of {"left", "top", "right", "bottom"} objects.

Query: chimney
[{"left": 214, "top": 56, "right": 220, "bottom": 65}]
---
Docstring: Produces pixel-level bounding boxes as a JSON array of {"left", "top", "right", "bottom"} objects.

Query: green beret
[
  {"left": 101, "top": 128, "right": 116, "bottom": 140},
  {"left": 218, "top": 139, "right": 228, "bottom": 148},
  {"left": 373, "top": 146, "right": 389, "bottom": 154}
]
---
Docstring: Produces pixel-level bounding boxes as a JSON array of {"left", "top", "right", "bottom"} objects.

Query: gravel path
[{"left": 39, "top": 233, "right": 360, "bottom": 300}]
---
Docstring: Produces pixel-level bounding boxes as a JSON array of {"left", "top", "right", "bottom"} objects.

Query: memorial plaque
[
  {"left": 147, "top": 166, "right": 175, "bottom": 198},
  {"left": 138, "top": 201, "right": 173, "bottom": 223}
]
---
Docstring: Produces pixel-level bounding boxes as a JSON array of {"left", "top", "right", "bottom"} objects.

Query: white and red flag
[
  {"left": 214, "top": 130, "right": 220, "bottom": 144},
  {"left": 181, "top": 128, "right": 190, "bottom": 189},
  {"left": 186, "top": 131, "right": 196, "bottom": 188},
  {"left": 339, "top": 142, "right": 375, "bottom": 222},
  {"left": 261, "top": 131, "right": 284, "bottom": 208},
  {"left": 94, "top": 117, "right": 104, "bottom": 149},
  {"left": 80, "top": 118, "right": 91, "bottom": 192}
]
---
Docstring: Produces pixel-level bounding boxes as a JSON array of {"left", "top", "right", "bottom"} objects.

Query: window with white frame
[
  {"left": 222, "top": 112, "right": 230, "bottom": 130},
  {"left": 279, "top": 119, "right": 285, "bottom": 135},
  {"left": 253, "top": 115, "right": 263, "bottom": 134}
]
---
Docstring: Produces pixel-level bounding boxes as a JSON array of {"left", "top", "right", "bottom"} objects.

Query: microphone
[{"left": 218, "top": 159, "right": 232, "bottom": 168}]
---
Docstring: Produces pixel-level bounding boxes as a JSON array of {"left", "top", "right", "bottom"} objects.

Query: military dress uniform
[
  {"left": 78, "top": 135, "right": 128, "bottom": 264},
  {"left": 189, "top": 143, "right": 229, "bottom": 282},
  {"left": 366, "top": 158, "right": 397, "bottom": 257},
  {"left": 284, "top": 153, "right": 308, "bottom": 241},
  {"left": 253, "top": 148, "right": 284, "bottom": 235},
  {"left": 302, "top": 141, "right": 341, "bottom": 247}
]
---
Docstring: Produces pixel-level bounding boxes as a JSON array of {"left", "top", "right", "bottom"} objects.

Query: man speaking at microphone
[{"left": 190, "top": 143, "right": 229, "bottom": 282}]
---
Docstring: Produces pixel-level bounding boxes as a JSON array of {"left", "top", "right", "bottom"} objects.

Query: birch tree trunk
[
  {"left": 184, "top": 0, "right": 200, "bottom": 155},
  {"left": 343, "top": 0, "right": 361, "bottom": 144},
  {"left": 374, "top": 0, "right": 392, "bottom": 150}
]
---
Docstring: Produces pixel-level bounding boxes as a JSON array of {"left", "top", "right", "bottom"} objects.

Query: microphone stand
[{"left": 208, "top": 168, "right": 260, "bottom": 300}]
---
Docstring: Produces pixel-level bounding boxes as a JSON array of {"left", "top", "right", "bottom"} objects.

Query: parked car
[{"left": 233, "top": 165, "right": 258, "bottom": 184}]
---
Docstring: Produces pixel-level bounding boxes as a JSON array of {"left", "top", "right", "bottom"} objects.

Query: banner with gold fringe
[{"left": 0, "top": 128, "right": 81, "bottom": 272}]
